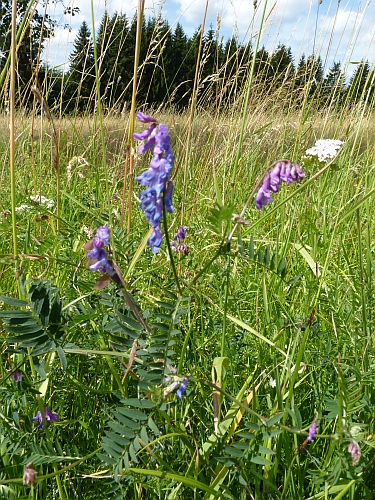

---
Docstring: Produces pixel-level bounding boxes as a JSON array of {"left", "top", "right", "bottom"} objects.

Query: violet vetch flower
[
  {"left": 171, "top": 225, "right": 188, "bottom": 255},
  {"left": 31, "top": 406, "right": 58, "bottom": 429},
  {"left": 86, "top": 226, "right": 114, "bottom": 275},
  {"left": 255, "top": 160, "right": 305, "bottom": 210},
  {"left": 176, "top": 376, "right": 189, "bottom": 399},
  {"left": 23, "top": 461, "right": 37, "bottom": 486},
  {"left": 11, "top": 370, "right": 22, "bottom": 382},
  {"left": 307, "top": 421, "right": 317, "bottom": 442},
  {"left": 85, "top": 226, "right": 123, "bottom": 288},
  {"left": 134, "top": 112, "right": 175, "bottom": 253},
  {"left": 171, "top": 225, "right": 187, "bottom": 246},
  {"left": 348, "top": 439, "right": 361, "bottom": 465}
]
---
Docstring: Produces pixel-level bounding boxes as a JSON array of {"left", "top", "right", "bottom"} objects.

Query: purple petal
[
  {"left": 136, "top": 111, "right": 157, "bottom": 123},
  {"left": 96, "top": 226, "right": 110, "bottom": 246},
  {"left": 133, "top": 123, "right": 157, "bottom": 141},
  {"left": 138, "top": 137, "right": 156, "bottom": 154},
  {"left": 164, "top": 181, "right": 174, "bottom": 213}
]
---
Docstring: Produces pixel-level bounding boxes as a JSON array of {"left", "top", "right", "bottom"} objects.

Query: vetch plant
[
  {"left": 255, "top": 160, "right": 305, "bottom": 209},
  {"left": 85, "top": 225, "right": 122, "bottom": 288},
  {"left": 171, "top": 225, "right": 188, "bottom": 254},
  {"left": 31, "top": 407, "right": 58, "bottom": 430},
  {"left": 10, "top": 369, "right": 22, "bottom": 382},
  {"left": 133, "top": 111, "right": 175, "bottom": 253},
  {"left": 348, "top": 440, "right": 361, "bottom": 465}
]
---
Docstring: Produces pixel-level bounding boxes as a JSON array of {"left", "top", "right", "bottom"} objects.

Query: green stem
[
  {"left": 90, "top": 0, "right": 110, "bottom": 223},
  {"left": 98, "top": 339, "right": 126, "bottom": 395},
  {"left": 230, "top": 0, "right": 268, "bottom": 191},
  {"left": 162, "top": 196, "right": 183, "bottom": 296},
  {"left": 178, "top": 307, "right": 197, "bottom": 374},
  {"left": 220, "top": 257, "right": 230, "bottom": 357}
]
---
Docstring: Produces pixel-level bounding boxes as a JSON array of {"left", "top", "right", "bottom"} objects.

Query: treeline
[{"left": 2, "top": 11, "right": 375, "bottom": 113}]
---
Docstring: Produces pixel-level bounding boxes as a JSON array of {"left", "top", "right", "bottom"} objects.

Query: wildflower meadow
[{"left": 1, "top": 0, "right": 375, "bottom": 499}]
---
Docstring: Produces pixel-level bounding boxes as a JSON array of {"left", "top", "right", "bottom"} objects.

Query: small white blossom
[
  {"left": 30, "top": 195, "right": 54, "bottom": 209},
  {"left": 269, "top": 377, "right": 276, "bottom": 388},
  {"left": 15, "top": 204, "right": 31, "bottom": 213},
  {"left": 305, "top": 139, "right": 344, "bottom": 163},
  {"left": 82, "top": 226, "right": 94, "bottom": 239}
]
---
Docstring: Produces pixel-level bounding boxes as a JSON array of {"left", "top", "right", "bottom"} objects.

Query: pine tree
[
  {"left": 295, "top": 54, "right": 307, "bottom": 87},
  {"left": 96, "top": 11, "right": 112, "bottom": 98},
  {"left": 324, "top": 61, "right": 344, "bottom": 87},
  {"left": 67, "top": 21, "right": 95, "bottom": 112},
  {"left": 169, "top": 23, "right": 190, "bottom": 107},
  {"left": 321, "top": 61, "right": 345, "bottom": 107},
  {"left": 348, "top": 61, "right": 370, "bottom": 103},
  {"left": 105, "top": 13, "right": 130, "bottom": 109},
  {"left": 268, "top": 44, "right": 294, "bottom": 84}
]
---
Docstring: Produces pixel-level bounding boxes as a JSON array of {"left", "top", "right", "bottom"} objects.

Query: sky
[{"left": 43, "top": 0, "right": 375, "bottom": 76}]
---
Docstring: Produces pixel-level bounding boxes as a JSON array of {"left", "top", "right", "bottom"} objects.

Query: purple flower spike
[
  {"left": 32, "top": 406, "right": 58, "bottom": 429},
  {"left": 171, "top": 225, "right": 188, "bottom": 255},
  {"left": 307, "top": 421, "right": 317, "bottom": 442},
  {"left": 176, "top": 376, "right": 189, "bottom": 399},
  {"left": 255, "top": 160, "right": 304, "bottom": 210},
  {"left": 134, "top": 112, "right": 175, "bottom": 253}
]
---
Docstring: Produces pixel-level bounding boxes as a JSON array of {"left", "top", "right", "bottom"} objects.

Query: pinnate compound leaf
[
  {"left": 264, "top": 413, "right": 283, "bottom": 427},
  {"left": 0, "top": 296, "right": 28, "bottom": 307}
]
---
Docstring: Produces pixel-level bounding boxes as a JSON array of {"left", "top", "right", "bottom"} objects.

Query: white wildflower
[
  {"left": 30, "top": 195, "right": 54, "bottom": 209},
  {"left": 15, "top": 204, "right": 31, "bottom": 213},
  {"left": 305, "top": 139, "right": 344, "bottom": 163},
  {"left": 269, "top": 377, "right": 277, "bottom": 388},
  {"left": 82, "top": 226, "right": 94, "bottom": 239}
]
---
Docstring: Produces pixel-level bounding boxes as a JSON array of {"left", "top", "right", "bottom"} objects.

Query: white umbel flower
[{"left": 305, "top": 139, "right": 344, "bottom": 163}]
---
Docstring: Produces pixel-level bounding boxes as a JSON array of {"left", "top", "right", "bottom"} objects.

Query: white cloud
[{"left": 43, "top": 0, "right": 165, "bottom": 66}]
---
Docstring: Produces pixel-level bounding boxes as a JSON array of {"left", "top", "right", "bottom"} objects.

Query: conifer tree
[
  {"left": 322, "top": 61, "right": 345, "bottom": 107},
  {"left": 295, "top": 54, "right": 307, "bottom": 87},
  {"left": 96, "top": 11, "right": 112, "bottom": 98},
  {"left": 268, "top": 44, "right": 294, "bottom": 84},
  {"left": 105, "top": 13, "right": 129, "bottom": 109},
  {"left": 68, "top": 21, "right": 95, "bottom": 112},
  {"left": 169, "top": 23, "right": 190, "bottom": 106},
  {"left": 348, "top": 61, "right": 370, "bottom": 103}
]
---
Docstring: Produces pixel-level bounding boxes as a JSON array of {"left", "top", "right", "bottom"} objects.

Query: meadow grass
[{"left": 1, "top": 1, "right": 375, "bottom": 499}]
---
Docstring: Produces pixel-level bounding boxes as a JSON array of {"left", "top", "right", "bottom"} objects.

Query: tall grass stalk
[
  {"left": 180, "top": 0, "right": 208, "bottom": 224},
  {"left": 230, "top": 0, "right": 268, "bottom": 191},
  {"left": 121, "top": 0, "right": 145, "bottom": 232},
  {"left": 9, "top": 0, "right": 18, "bottom": 270}
]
